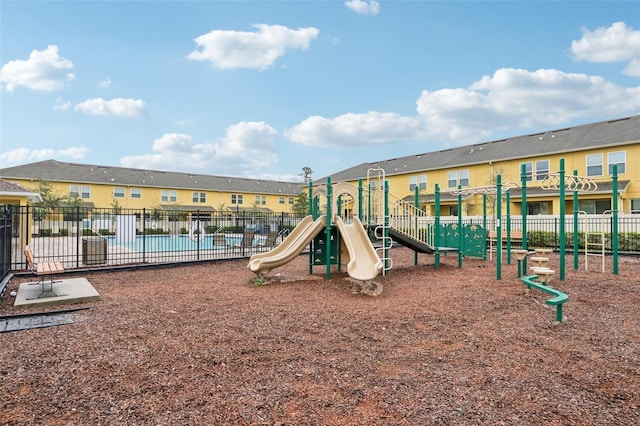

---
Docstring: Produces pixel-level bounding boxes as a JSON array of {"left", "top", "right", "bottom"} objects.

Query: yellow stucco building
[{"left": 323, "top": 115, "right": 639, "bottom": 217}]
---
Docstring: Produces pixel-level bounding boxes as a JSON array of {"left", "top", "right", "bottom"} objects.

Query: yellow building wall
[
  {"left": 339, "top": 142, "right": 640, "bottom": 215},
  {"left": 5, "top": 178, "right": 300, "bottom": 213}
]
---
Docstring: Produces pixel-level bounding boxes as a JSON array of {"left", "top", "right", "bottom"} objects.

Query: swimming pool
[{"left": 106, "top": 234, "right": 265, "bottom": 253}]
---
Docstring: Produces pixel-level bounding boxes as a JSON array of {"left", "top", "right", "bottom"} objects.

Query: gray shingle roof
[
  {"left": 0, "top": 161, "right": 303, "bottom": 196},
  {"left": 320, "top": 115, "right": 640, "bottom": 182},
  {"left": 0, "top": 178, "right": 42, "bottom": 202}
]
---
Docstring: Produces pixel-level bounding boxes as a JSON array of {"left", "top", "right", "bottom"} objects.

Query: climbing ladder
[
  {"left": 582, "top": 210, "right": 611, "bottom": 272},
  {"left": 365, "top": 168, "right": 392, "bottom": 275}
]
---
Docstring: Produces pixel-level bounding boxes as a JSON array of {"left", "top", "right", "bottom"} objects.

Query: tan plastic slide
[
  {"left": 334, "top": 215, "right": 383, "bottom": 281},
  {"left": 247, "top": 215, "right": 326, "bottom": 276}
]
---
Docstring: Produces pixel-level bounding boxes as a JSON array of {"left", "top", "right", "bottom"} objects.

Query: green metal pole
[
  {"left": 483, "top": 194, "right": 487, "bottom": 260},
  {"left": 326, "top": 177, "right": 332, "bottom": 280},
  {"left": 308, "top": 182, "right": 313, "bottom": 275},
  {"left": 496, "top": 174, "right": 502, "bottom": 281},
  {"left": 337, "top": 194, "right": 342, "bottom": 272},
  {"left": 506, "top": 191, "right": 512, "bottom": 264},
  {"left": 435, "top": 183, "right": 441, "bottom": 269},
  {"left": 384, "top": 180, "right": 390, "bottom": 273},
  {"left": 457, "top": 185, "right": 463, "bottom": 268},
  {"left": 521, "top": 165, "right": 528, "bottom": 273},
  {"left": 573, "top": 169, "right": 579, "bottom": 270},
  {"left": 559, "top": 158, "right": 566, "bottom": 281},
  {"left": 358, "top": 178, "right": 363, "bottom": 221},
  {"left": 414, "top": 185, "right": 419, "bottom": 266},
  {"left": 612, "top": 165, "right": 619, "bottom": 275}
]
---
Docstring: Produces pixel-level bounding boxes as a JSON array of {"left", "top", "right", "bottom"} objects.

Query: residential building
[
  {"left": 0, "top": 160, "right": 303, "bottom": 214},
  {"left": 321, "top": 115, "right": 640, "bottom": 216}
]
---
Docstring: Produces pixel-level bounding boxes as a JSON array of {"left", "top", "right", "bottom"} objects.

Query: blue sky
[{"left": 1, "top": 1, "right": 639, "bottom": 182}]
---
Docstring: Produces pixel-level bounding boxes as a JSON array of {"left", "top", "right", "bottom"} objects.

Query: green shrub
[
  {"left": 528, "top": 230, "right": 556, "bottom": 247},
  {"left": 59, "top": 229, "right": 69, "bottom": 237},
  {"left": 39, "top": 228, "right": 52, "bottom": 237},
  {"left": 82, "top": 228, "right": 94, "bottom": 236},
  {"left": 180, "top": 227, "right": 188, "bottom": 234}
]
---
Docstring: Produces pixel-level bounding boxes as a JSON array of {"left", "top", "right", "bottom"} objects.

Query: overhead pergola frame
[
  {"left": 540, "top": 173, "right": 598, "bottom": 192},
  {"left": 448, "top": 181, "right": 520, "bottom": 197}
]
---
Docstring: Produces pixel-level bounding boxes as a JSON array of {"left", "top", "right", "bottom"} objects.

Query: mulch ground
[{"left": 0, "top": 247, "right": 638, "bottom": 425}]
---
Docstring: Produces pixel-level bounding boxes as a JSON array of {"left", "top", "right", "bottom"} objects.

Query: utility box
[{"left": 83, "top": 237, "right": 107, "bottom": 265}]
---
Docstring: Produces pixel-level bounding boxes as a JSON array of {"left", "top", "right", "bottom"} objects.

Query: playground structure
[
  {"left": 248, "top": 169, "right": 468, "bottom": 282},
  {"left": 451, "top": 158, "right": 621, "bottom": 281},
  {"left": 248, "top": 159, "right": 620, "bottom": 321}
]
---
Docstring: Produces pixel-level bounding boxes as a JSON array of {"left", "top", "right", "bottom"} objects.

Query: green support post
[
  {"left": 308, "top": 182, "right": 313, "bottom": 275},
  {"left": 506, "top": 191, "right": 512, "bottom": 264},
  {"left": 325, "top": 177, "right": 332, "bottom": 279},
  {"left": 384, "top": 180, "right": 390, "bottom": 272},
  {"left": 414, "top": 185, "right": 419, "bottom": 265},
  {"left": 337, "top": 194, "right": 342, "bottom": 272},
  {"left": 521, "top": 164, "right": 528, "bottom": 273},
  {"left": 457, "top": 185, "right": 463, "bottom": 268},
  {"left": 496, "top": 174, "right": 502, "bottom": 281},
  {"left": 612, "top": 165, "right": 619, "bottom": 274},
  {"left": 573, "top": 170, "right": 579, "bottom": 270},
  {"left": 434, "top": 183, "right": 441, "bottom": 269},
  {"left": 358, "top": 178, "right": 363, "bottom": 221},
  {"left": 559, "top": 158, "right": 566, "bottom": 281},
  {"left": 483, "top": 194, "right": 487, "bottom": 260}
]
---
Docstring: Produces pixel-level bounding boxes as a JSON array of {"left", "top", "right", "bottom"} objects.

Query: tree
[
  {"left": 33, "top": 179, "right": 64, "bottom": 219},
  {"left": 300, "top": 166, "right": 314, "bottom": 184},
  {"left": 291, "top": 191, "right": 310, "bottom": 215},
  {"left": 111, "top": 199, "right": 122, "bottom": 217}
]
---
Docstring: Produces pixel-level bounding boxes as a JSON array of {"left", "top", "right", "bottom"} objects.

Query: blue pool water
[{"left": 106, "top": 234, "right": 262, "bottom": 253}]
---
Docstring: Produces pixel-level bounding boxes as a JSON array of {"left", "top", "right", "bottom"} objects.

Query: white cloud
[
  {"left": 571, "top": 22, "right": 640, "bottom": 77},
  {"left": 0, "top": 146, "right": 88, "bottom": 166},
  {"left": 287, "top": 67, "right": 639, "bottom": 149},
  {"left": 187, "top": 24, "right": 320, "bottom": 70},
  {"left": 0, "top": 45, "right": 75, "bottom": 92},
  {"left": 416, "top": 68, "right": 640, "bottom": 144},
  {"left": 99, "top": 76, "right": 111, "bottom": 88},
  {"left": 285, "top": 111, "right": 427, "bottom": 148},
  {"left": 120, "top": 122, "right": 278, "bottom": 176},
  {"left": 345, "top": 0, "right": 380, "bottom": 16},
  {"left": 74, "top": 97, "right": 147, "bottom": 118},
  {"left": 53, "top": 98, "right": 71, "bottom": 111}
]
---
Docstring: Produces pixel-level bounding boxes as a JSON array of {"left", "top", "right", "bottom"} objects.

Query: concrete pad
[{"left": 14, "top": 277, "right": 100, "bottom": 309}]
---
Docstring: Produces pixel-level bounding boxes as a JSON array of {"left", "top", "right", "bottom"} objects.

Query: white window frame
[
  {"left": 608, "top": 151, "right": 626, "bottom": 175},
  {"left": 459, "top": 170, "right": 469, "bottom": 187},
  {"left": 521, "top": 162, "right": 533, "bottom": 181},
  {"left": 81, "top": 185, "right": 91, "bottom": 199},
  {"left": 255, "top": 195, "right": 266, "bottom": 206},
  {"left": 535, "top": 160, "right": 549, "bottom": 181},
  {"left": 587, "top": 154, "right": 603, "bottom": 177},
  {"left": 69, "top": 185, "right": 79, "bottom": 198},
  {"left": 130, "top": 188, "right": 141, "bottom": 199},
  {"left": 447, "top": 171, "right": 457, "bottom": 188},
  {"left": 231, "top": 194, "right": 243, "bottom": 205},
  {"left": 114, "top": 187, "right": 125, "bottom": 198}
]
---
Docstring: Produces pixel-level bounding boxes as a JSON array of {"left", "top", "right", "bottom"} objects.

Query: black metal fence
[
  {"left": 0, "top": 207, "right": 13, "bottom": 297},
  {"left": 7, "top": 206, "right": 306, "bottom": 272},
  {"left": 3, "top": 206, "right": 639, "bottom": 275}
]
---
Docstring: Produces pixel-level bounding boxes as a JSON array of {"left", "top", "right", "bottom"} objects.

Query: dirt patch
[{"left": 1, "top": 248, "right": 638, "bottom": 425}]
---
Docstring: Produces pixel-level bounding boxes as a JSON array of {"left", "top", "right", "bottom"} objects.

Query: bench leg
[{"left": 27, "top": 275, "right": 64, "bottom": 299}]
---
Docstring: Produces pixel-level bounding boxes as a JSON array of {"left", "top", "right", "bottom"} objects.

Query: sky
[{"left": 1, "top": 1, "right": 639, "bottom": 183}]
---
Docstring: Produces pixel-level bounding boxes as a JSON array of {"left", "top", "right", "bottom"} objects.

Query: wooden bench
[
  {"left": 24, "top": 245, "right": 65, "bottom": 299},
  {"left": 487, "top": 230, "right": 524, "bottom": 260}
]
